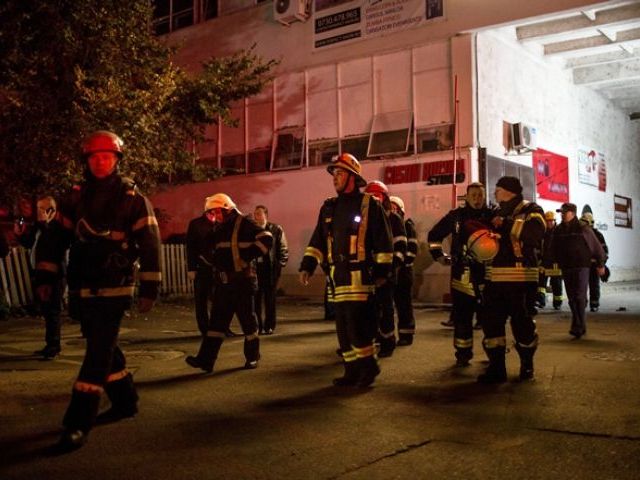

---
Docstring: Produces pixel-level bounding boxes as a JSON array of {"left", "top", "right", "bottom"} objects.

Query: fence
[{"left": 0, "top": 244, "right": 192, "bottom": 308}]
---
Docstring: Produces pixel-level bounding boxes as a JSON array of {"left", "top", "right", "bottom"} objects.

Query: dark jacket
[
  {"left": 37, "top": 172, "right": 162, "bottom": 301},
  {"left": 257, "top": 221, "right": 289, "bottom": 282},
  {"left": 18, "top": 220, "right": 68, "bottom": 286},
  {"left": 186, "top": 214, "right": 215, "bottom": 272},
  {"left": 300, "top": 191, "right": 393, "bottom": 302},
  {"left": 0, "top": 231, "right": 8, "bottom": 258},
  {"left": 403, "top": 217, "right": 418, "bottom": 268},
  {"left": 389, "top": 210, "right": 408, "bottom": 273},
  {"left": 552, "top": 218, "right": 606, "bottom": 270}
]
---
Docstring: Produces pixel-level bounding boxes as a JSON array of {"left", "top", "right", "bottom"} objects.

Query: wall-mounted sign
[
  {"left": 384, "top": 159, "right": 464, "bottom": 186},
  {"left": 614, "top": 194, "right": 632, "bottom": 229},
  {"left": 577, "top": 149, "right": 606, "bottom": 192},
  {"left": 313, "top": 0, "right": 444, "bottom": 49},
  {"left": 533, "top": 149, "right": 569, "bottom": 203}
]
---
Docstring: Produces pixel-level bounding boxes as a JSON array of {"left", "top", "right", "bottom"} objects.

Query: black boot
[
  {"left": 97, "top": 373, "right": 138, "bottom": 424},
  {"left": 333, "top": 361, "right": 359, "bottom": 386},
  {"left": 455, "top": 347, "right": 473, "bottom": 367},
  {"left": 397, "top": 334, "right": 413, "bottom": 346},
  {"left": 243, "top": 336, "right": 260, "bottom": 369},
  {"left": 355, "top": 356, "right": 381, "bottom": 388},
  {"left": 186, "top": 336, "right": 223, "bottom": 373},
  {"left": 515, "top": 342, "right": 536, "bottom": 381},
  {"left": 477, "top": 347, "right": 507, "bottom": 384},
  {"left": 59, "top": 389, "right": 101, "bottom": 452},
  {"left": 377, "top": 336, "right": 396, "bottom": 358}
]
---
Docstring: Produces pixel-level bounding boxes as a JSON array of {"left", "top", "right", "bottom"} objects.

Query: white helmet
[
  {"left": 466, "top": 229, "right": 500, "bottom": 262},
  {"left": 389, "top": 196, "right": 405, "bottom": 213},
  {"left": 204, "top": 193, "right": 237, "bottom": 211}
]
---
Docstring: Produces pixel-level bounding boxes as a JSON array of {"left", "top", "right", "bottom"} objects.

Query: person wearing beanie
[{"left": 479, "top": 176, "right": 545, "bottom": 383}]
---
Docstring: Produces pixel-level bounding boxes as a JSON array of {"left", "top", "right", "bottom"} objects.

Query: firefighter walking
[
  {"left": 37, "top": 131, "right": 162, "bottom": 451},
  {"left": 428, "top": 182, "right": 493, "bottom": 367},
  {"left": 479, "top": 176, "right": 545, "bottom": 383},
  {"left": 299, "top": 153, "right": 393, "bottom": 387},
  {"left": 186, "top": 194, "right": 272, "bottom": 373},
  {"left": 390, "top": 196, "right": 417, "bottom": 346}
]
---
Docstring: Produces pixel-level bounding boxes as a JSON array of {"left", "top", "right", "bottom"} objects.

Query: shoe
[
  {"left": 519, "top": 367, "right": 535, "bottom": 381},
  {"left": 590, "top": 306, "right": 598, "bottom": 312},
  {"left": 455, "top": 357, "right": 471, "bottom": 367},
  {"left": 569, "top": 330, "right": 584, "bottom": 339},
  {"left": 477, "top": 368, "right": 507, "bottom": 384},
  {"left": 263, "top": 329, "right": 274, "bottom": 335},
  {"left": 96, "top": 407, "right": 137, "bottom": 425},
  {"left": 440, "top": 319, "right": 454, "bottom": 327},
  {"left": 397, "top": 336, "right": 413, "bottom": 347},
  {"left": 56, "top": 429, "right": 87, "bottom": 452},
  {"left": 185, "top": 355, "right": 213, "bottom": 373},
  {"left": 42, "top": 346, "right": 61, "bottom": 359},
  {"left": 225, "top": 329, "right": 238, "bottom": 337},
  {"left": 244, "top": 360, "right": 259, "bottom": 369},
  {"left": 377, "top": 348, "right": 394, "bottom": 358}
]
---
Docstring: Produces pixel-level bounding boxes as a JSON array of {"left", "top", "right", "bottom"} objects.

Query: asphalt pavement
[{"left": 1, "top": 283, "right": 639, "bottom": 479}]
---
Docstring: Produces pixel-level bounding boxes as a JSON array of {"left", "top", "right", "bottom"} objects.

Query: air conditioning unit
[
  {"left": 511, "top": 122, "right": 538, "bottom": 152},
  {"left": 274, "top": 0, "right": 309, "bottom": 26}
]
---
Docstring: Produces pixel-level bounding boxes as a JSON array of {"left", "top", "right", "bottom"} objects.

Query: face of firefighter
[
  {"left": 88, "top": 151, "right": 118, "bottom": 179},
  {"left": 494, "top": 186, "right": 515, "bottom": 204},
  {"left": 390, "top": 203, "right": 401, "bottom": 215},
  {"left": 253, "top": 207, "right": 267, "bottom": 227},
  {"left": 332, "top": 168, "right": 354, "bottom": 194},
  {"left": 466, "top": 187, "right": 486, "bottom": 209},
  {"left": 36, "top": 199, "right": 56, "bottom": 224},
  {"left": 212, "top": 207, "right": 231, "bottom": 223}
]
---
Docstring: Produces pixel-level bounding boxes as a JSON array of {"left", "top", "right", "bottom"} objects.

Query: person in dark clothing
[
  {"left": 14, "top": 196, "right": 66, "bottom": 359},
  {"left": 186, "top": 194, "right": 273, "bottom": 373},
  {"left": 479, "top": 176, "right": 545, "bottom": 383},
  {"left": 253, "top": 205, "right": 289, "bottom": 335},
  {"left": 300, "top": 153, "right": 393, "bottom": 388},
  {"left": 428, "top": 182, "right": 493, "bottom": 367},
  {"left": 580, "top": 213, "right": 609, "bottom": 312},
  {"left": 389, "top": 196, "right": 417, "bottom": 346},
  {"left": 0, "top": 229, "right": 8, "bottom": 258},
  {"left": 37, "top": 131, "right": 162, "bottom": 452},
  {"left": 364, "top": 180, "right": 406, "bottom": 358},
  {"left": 552, "top": 204, "right": 606, "bottom": 338},
  {"left": 537, "top": 211, "right": 563, "bottom": 310},
  {"left": 186, "top": 204, "right": 217, "bottom": 336}
]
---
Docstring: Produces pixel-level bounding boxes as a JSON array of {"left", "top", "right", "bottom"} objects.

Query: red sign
[
  {"left": 533, "top": 149, "right": 569, "bottom": 202},
  {"left": 384, "top": 159, "right": 465, "bottom": 186}
]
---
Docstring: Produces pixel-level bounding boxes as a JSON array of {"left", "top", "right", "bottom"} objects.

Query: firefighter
[
  {"left": 537, "top": 211, "right": 563, "bottom": 310},
  {"left": 364, "top": 180, "right": 406, "bottom": 357},
  {"left": 479, "top": 176, "right": 545, "bottom": 383},
  {"left": 36, "top": 130, "right": 162, "bottom": 451},
  {"left": 185, "top": 193, "right": 272, "bottom": 373},
  {"left": 14, "top": 196, "right": 67, "bottom": 359},
  {"left": 299, "top": 153, "right": 393, "bottom": 387},
  {"left": 389, "top": 196, "right": 417, "bottom": 346},
  {"left": 580, "top": 213, "right": 609, "bottom": 312},
  {"left": 428, "top": 182, "right": 493, "bottom": 367}
]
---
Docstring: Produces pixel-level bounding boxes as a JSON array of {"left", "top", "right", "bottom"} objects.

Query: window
[
  {"left": 248, "top": 149, "right": 271, "bottom": 174},
  {"left": 153, "top": 0, "right": 194, "bottom": 35},
  {"left": 308, "top": 140, "right": 339, "bottom": 167},
  {"left": 271, "top": 127, "right": 305, "bottom": 170},
  {"left": 221, "top": 154, "right": 245, "bottom": 176},
  {"left": 340, "top": 135, "right": 369, "bottom": 161},
  {"left": 367, "top": 111, "right": 412, "bottom": 157},
  {"left": 203, "top": 0, "right": 218, "bottom": 19},
  {"left": 416, "top": 123, "right": 454, "bottom": 153}
]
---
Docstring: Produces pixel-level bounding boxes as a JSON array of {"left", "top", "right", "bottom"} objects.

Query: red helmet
[
  {"left": 82, "top": 131, "right": 123, "bottom": 159},
  {"left": 364, "top": 180, "right": 389, "bottom": 199}
]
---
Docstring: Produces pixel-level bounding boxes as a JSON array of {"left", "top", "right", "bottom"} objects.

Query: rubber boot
[
  {"left": 397, "top": 333, "right": 413, "bottom": 346},
  {"left": 97, "top": 373, "right": 138, "bottom": 424},
  {"left": 377, "top": 335, "right": 396, "bottom": 358},
  {"left": 477, "top": 346, "right": 507, "bottom": 384},
  {"left": 515, "top": 343, "right": 536, "bottom": 381},
  {"left": 455, "top": 347, "right": 473, "bottom": 367},
  {"left": 59, "top": 389, "right": 101, "bottom": 452},
  {"left": 186, "top": 336, "right": 223, "bottom": 373},
  {"left": 333, "top": 361, "right": 359, "bottom": 386},
  {"left": 243, "top": 336, "right": 260, "bottom": 369},
  {"left": 355, "top": 356, "right": 381, "bottom": 388}
]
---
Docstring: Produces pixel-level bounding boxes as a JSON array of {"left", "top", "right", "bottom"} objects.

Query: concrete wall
[{"left": 476, "top": 29, "right": 640, "bottom": 281}]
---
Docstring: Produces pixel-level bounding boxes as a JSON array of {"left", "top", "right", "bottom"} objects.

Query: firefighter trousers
[
  {"left": 193, "top": 268, "right": 214, "bottom": 335},
  {"left": 451, "top": 289, "right": 477, "bottom": 362},
  {"left": 394, "top": 266, "right": 415, "bottom": 340}
]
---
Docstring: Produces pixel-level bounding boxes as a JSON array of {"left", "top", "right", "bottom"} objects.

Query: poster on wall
[
  {"left": 614, "top": 194, "right": 632, "bottom": 228},
  {"left": 533, "top": 149, "right": 569, "bottom": 203},
  {"left": 577, "top": 149, "right": 607, "bottom": 192},
  {"left": 313, "top": 0, "right": 444, "bottom": 50}
]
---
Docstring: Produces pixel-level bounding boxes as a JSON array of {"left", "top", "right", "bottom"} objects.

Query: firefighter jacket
[
  {"left": 487, "top": 196, "right": 545, "bottom": 283},
  {"left": 257, "top": 221, "right": 289, "bottom": 283},
  {"left": 300, "top": 191, "right": 393, "bottom": 303},
  {"left": 186, "top": 214, "right": 215, "bottom": 272},
  {"left": 210, "top": 210, "right": 273, "bottom": 281},
  {"left": 551, "top": 218, "right": 606, "bottom": 270},
  {"left": 403, "top": 217, "right": 418, "bottom": 268},
  {"left": 389, "top": 210, "right": 408, "bottom": 275},
  {"left": 541, "top": 227, "right": 562, "bottom": 277},
  {"left": 428, "top": 203, "right": 493, "bottom": 295},
  {"left": 37, "top": 172, "right": 162, "bottom": 301}
]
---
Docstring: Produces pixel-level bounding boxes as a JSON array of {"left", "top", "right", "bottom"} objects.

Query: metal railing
[{"left": 0, "top": 244, "right": 192, "bottom": 308}]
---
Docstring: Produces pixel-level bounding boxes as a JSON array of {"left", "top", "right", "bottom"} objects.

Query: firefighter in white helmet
[
  {"left": 186, "top": 193, "right": 273, "bottom": 373},
  {"left": 299, "top": 153, "right": 393, "bottom": 387}
]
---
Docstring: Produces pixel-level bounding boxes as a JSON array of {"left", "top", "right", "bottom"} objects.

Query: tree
[{"left": 0, "top": 0, "right": 277, "bottom": 206}]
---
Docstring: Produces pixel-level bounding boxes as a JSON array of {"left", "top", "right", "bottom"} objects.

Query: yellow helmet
[
  {"left": 204, "top": 193, "right": 237, "bottom": 211},
  {"left": 466, "top": 229, "right": 500, "bottom": 262},
  {"left": 544, "top": 211, "right": 556, "bottom": 221},
  {"left": 327, "top": 153, "right": 366, "bottom": 187}
]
